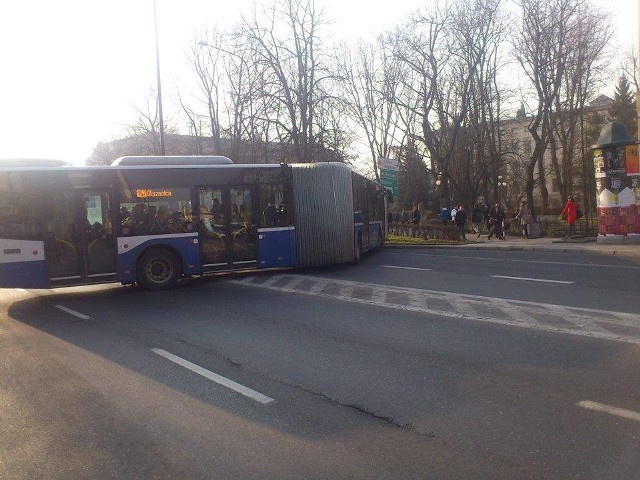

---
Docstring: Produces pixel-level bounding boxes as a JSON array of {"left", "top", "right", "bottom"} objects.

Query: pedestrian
[
  {"left": 387, "top": 209, "right": 394, "bottom": 226},
  {"left": 401, "top": 209, "right": 410, "bottom": 224},
  {"left": 454, "top": 205, "right": 467, "bottom": 240},
  {"left": 484, "top": 204, "right": 491, "bottom": 233},
  {"left": 411, "top": 204, "right": 421, "bottom": 225},
  {"left": 450, "top": 205, "right": 458, "bottom": 225},
  {"left": 393, "top": 209, "right": 400, "bottom": 224},
  {"left": 471, "top": 205, "right": 483, "bottom": 238},
  {"left": 488, "top": 201, "right": 505, "bottom": 240},
  {"left": 559, "top": 196, "right": 579, "bottom": 238},
  {"left": 516, "top": 200, "right": 532, "bottom": 239},
  {"left": 439, "top": 206, "right": 450, "bottom": 225}
]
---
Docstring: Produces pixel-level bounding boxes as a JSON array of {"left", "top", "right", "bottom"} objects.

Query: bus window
[
  {"left": 258, "top": 182, "right": 293, "bottom": 228},
  {"left": 119, "top": 187, "right": 192, "bottom": 236},
  {"left": 0, "top": 173, "right": 39, "bottom": 240}
]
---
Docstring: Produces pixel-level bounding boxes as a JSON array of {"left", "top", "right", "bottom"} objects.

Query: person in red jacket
[{"left": 559, "top": 196, "right": 578, "bottom": 238}]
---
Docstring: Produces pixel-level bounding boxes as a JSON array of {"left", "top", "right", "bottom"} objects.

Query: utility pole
[{"left": 153, "top": 0, "right": 166, "bottom": 155}]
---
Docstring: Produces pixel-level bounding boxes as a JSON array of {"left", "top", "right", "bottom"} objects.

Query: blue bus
[{"left": 0, "top": 157, "right": 386, "bottom": 290}]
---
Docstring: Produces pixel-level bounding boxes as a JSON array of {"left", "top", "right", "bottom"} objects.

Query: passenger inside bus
[
  {"left": 231, "top": 204, "right": 241, "bottom": 223},
  {"left": 211, "top": 198, "right": 223, "bottom": 224}
]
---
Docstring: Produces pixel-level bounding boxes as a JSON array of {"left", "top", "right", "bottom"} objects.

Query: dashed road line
[
  {"left": 578, "top": 401, "right": 640, "bottom": 423},
  {"left": 151, "top": 348, "right": 274, "bottom": 404},
  {"left": 54, "top": 305, "right": 91, "bottom": 320},
  {"left": 382, "top": 265, "right": 432, "bottom": 272},
  {"left": 491, "top": 275, "right": 574, "bottom": 284},
  {"left": 388, "top": 251, "right": 640, "bottom": 270},
  {"left": 230, "top": 274, "right": 640, "bottom": 345}
]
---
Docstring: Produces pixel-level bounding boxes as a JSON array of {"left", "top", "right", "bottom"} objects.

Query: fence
[
  {"left": 389, "top": 218, "right": 599, "bottom": 241},
  {"left": 388, "top": 221, "right": 462, "bottom": 240}
]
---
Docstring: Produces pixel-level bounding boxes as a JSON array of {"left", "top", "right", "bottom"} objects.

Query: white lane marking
[
  {"left": 233, "top": 274, "right": 640, "bottom": 344},
  {"left": 491, "top": 275, "right": 574, "bottom": 285},
  {"left": 54, "top": 305, "right": 91, "bottom": 320},
  {"left": 382, "top": 265, "right": 432, "bottom": 272},
  {"left": 151, "top": 348, "right": 274, "bottom": 405},
  {"left": 578, "top": 401, "right": 640, "bottom": 423},
  {"left": 388, "top": 252, "right": 640, "bottom": 270}
]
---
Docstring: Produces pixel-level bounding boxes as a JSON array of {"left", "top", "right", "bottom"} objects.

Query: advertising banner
[
  {"left": 626, "top": 144, "right": 640, "bottom": 175},
  {"left": 594, "top": 144, "right": 640, "bottom": 236}
]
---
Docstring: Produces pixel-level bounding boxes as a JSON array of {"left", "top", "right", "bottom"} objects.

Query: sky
[{"left": 0, "top": 0, "right": 637, "bottom": 165}]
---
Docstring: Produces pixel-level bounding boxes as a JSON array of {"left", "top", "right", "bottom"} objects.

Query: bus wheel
[{"left": 137, "top": 249, "right": 181, "bottom": 290}]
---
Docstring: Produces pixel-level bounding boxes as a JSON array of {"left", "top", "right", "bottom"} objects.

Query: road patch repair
[{"left": 230, "top": 274, "right": 640, "bottom": 345}]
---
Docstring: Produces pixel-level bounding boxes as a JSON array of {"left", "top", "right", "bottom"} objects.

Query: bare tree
[
  {"left": 239, "top": 0, "right": 339, "bottom": 162},
  {"left": 451, "top": 0, "right": 508, "bottom": 211},
  {"left": 514, "top": 0, "right": 611, "bottom": 217},
  {"left": 395, "top": 0, "right": 506, "bottom": 211},
  {"left": 393, "top": 1, "right": 452, "bottom": 199},
  {"left": 177, "top": 91, "right": 206, "bottom": 154},
  {"left": 549, "top": 6, "right": 611, "bottom": 206},
  {"left": 125, "top": 90, "right": 179, "bottom": 154},
  {"left": 338, "top": 33, "right": 414, "bottom": 179},
  {"left": 189, "top": 30, "right": 224, "bottom": 152}
]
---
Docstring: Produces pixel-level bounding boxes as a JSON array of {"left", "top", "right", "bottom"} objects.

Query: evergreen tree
[
  {"left": 397, "top": 140, "right": 430, "bottom": 210},
  {"left": 608, "top": 74, "right": 637, "bottom": 138}
]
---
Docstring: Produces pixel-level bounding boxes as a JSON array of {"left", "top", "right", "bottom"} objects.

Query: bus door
[
  {"left": 44, "top": 191, "right": 117, "bottom": 286},
  {"left": 229, "top": 186, "right": 257, "bottom": 267},
  {"left": 198, "top": 186, "right": 257, "bottom": 270},
  {"left": 198, "top": 187, "right": 228, "bottom": 268}
]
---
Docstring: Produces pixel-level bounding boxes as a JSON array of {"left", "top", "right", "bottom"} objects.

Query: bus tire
[
  {"left": 137, "top": 248, "right": 181, "bottom": 290},
  {"left": 353, "top": 236, "right": 362, "bottom": 264}
]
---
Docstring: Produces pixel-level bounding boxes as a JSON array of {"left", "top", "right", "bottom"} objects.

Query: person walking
[
  {"left": 517, "top": 200, "right": 532, "bottom": 239},
  {"left": 439, "top": 206, "right": 450, "bottom": 225},
  {"left": 559, "top": 196, "right": 579, "bottom": 238},
  {"left": 471, "top": 205, "right": 483, "bottom": 238},
  {"left": 488, "top": 201, "right": 505, "bottom": 240},
  {"left": 484, "top": 203, "right": 492, "bottom": 234},
  {"left": 411, "top": 204, "right": 421, "bottom": 225},
  {"left": 454, "top": 205, "right": 467, "bottom": 240},
  {"left": 450, "top": 205, "right": 458, "bottom": 225}
]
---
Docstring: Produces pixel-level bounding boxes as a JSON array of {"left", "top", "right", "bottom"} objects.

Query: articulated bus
[{"left": 0, "top": 157, "right": 386, "bottom": 290}]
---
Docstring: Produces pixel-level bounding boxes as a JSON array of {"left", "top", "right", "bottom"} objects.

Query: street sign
[
  {"left": 379, "top": 169, "right": 398, "bottom": 196},
  {"left": 377, "top": 157, "right": 399, "bottom": 172}
]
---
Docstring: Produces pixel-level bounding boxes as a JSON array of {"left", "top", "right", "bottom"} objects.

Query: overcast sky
[{"left": 0, "top": 0, "right": 636, "bottom": 164}]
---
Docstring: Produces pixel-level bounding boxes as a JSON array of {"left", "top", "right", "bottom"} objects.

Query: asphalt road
[{"left": 1, "top": 247, "right": 640, "bottom": 479}]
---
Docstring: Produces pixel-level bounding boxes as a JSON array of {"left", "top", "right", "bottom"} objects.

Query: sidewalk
[
  {"left": 455, "top": 235, "right": 640, "bottom": 257},
  {"left": 387, "top": 235, "right": 640, "bottom": 257}
]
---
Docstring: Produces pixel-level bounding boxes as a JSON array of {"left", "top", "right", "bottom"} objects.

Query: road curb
[{"left": 382, "top": 243, "right": 640, "bottom": 257}]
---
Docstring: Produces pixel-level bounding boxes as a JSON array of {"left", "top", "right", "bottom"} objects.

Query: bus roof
[
  {"left": 0, "top": 158, "right": 73, "bottom": 167},
  {"left": 111, "top": 155, "right": 234, "bottom": 166}
]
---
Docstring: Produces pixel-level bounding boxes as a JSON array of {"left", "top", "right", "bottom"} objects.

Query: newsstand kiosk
[{"left": 592, "top": 121, "right": 640, "bottom": 244}]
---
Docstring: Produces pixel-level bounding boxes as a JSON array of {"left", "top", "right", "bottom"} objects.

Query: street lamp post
[
  {"left": 498, "top": 175, "right": 507, "bottom": 205},
  {"left": 153, "top": 0, "right": 166, "bottom": 156},
  {"left": 435, "top": 172, "right": 451, "bottom": 206}
]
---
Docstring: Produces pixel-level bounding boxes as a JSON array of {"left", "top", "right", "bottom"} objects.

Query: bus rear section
[{"left": 289, "top": 162, "right": 386, "bottom": 267}]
